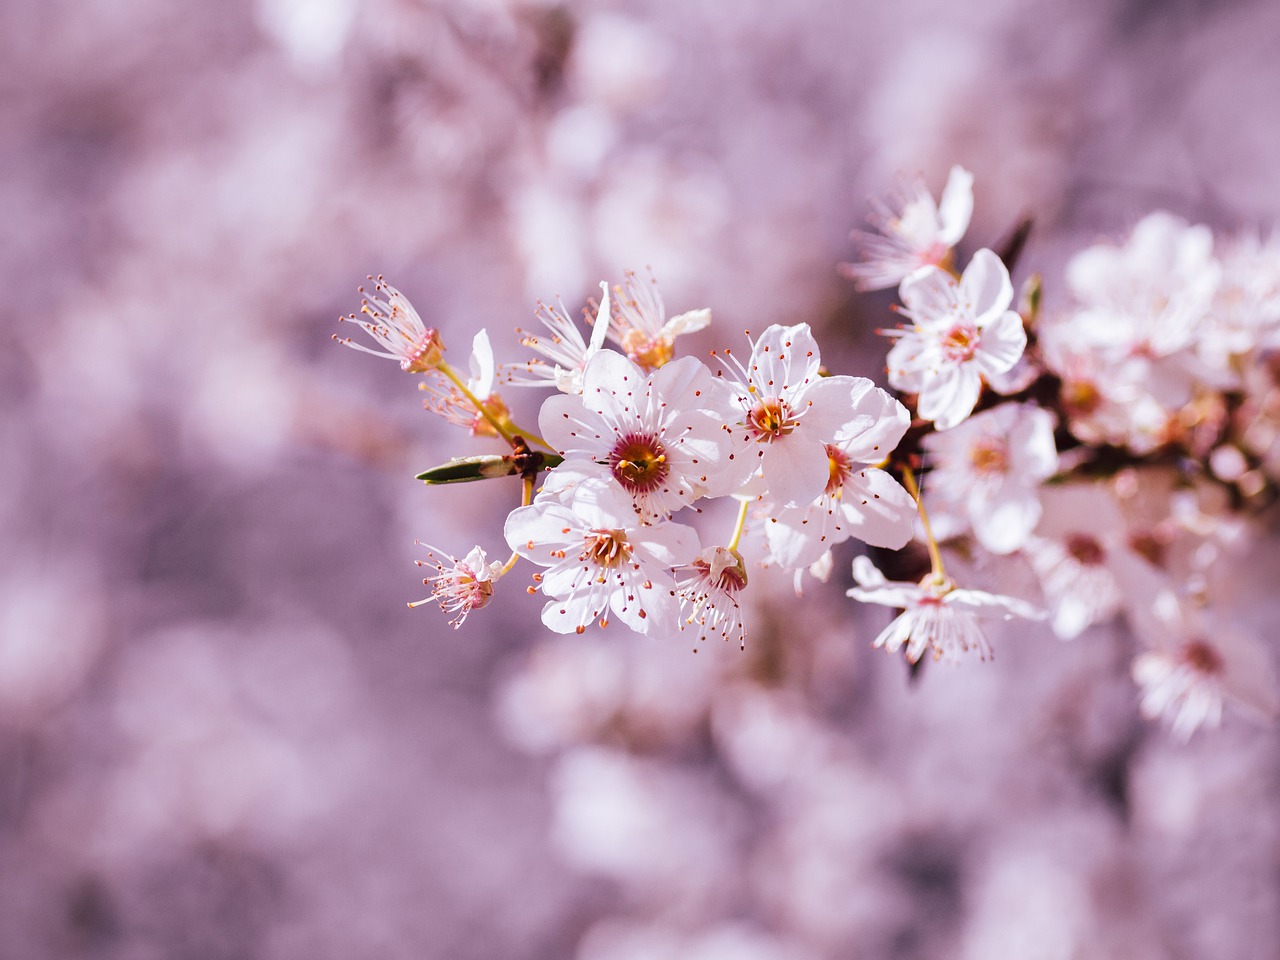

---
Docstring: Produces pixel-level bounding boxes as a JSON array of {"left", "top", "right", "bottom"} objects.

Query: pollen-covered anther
[
  {"left": 609, "top": 432, "right": 671, "bottom": 492},
  {"left": 747, "top": 398, "right": 798, "bottom": 441},
  {"left": 940, "top": 323, "right": 979, "bottom": 362},
  {"left": 824, "top": 444, "right": 854, "bottom": 497},
  {"left": 968, "top": 438, "right": 1009, "bottom": 475},
  {"left": 582, "top": 530, "right": 631, "bottom": 568}
]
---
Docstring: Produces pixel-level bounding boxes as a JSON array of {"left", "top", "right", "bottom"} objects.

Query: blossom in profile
[
  {"left": 505, "top": 283, "right": 611, "bottom": 394},
  {"left": 884, "top": 248, "right": 1027, "bottom": 430},
  {"left": 538, "top": 350, "right": 747, "bottom": 523},
  {"left": 606, "top": 269, "right": 712, "bottom": 370},
  {"left": 676, "top": 545, "right": 748, "bottom": 651},
  {"left": 335, "top": 277, "right": 445, "bottom": 373},
  {"left": 505, "top": 482, "right": 699, "bottom": 636},
  {"left": 840, "top": 165, "right": 974, "bottom": 292},
  {"left": 922, "top": 402, "right": 1058, "bottom": 555},
  {"left": 420, "top": 329, "right": 511, "bottom": 437},
  {"left": 847, "top": 556, "right": 1044, "bottom": 664},
  {"left": 410, "top": 543, "right": 501, "bottom": 627}
]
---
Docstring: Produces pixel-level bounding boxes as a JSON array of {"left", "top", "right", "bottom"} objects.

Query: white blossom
[
  {"left": 847, "top": 556, "right": 1044, "bottom": 664},
  {"left": 409, "top": 543, "right": 501, "bottom": 627},
  {"left": 841, "top": 165, "right": 974, "bottom": 292},
  {"left": 505, "top": 482, "right": 698, "bottom": 636},
  {"left": 335, "top": 277, "right": 444, "bottom": 373},
  {"left": 505, "top": 283, "right": 611, "bottom": 394},
  {"left": 539, "top": 350, "right": 747, "bottom": 523},
  {"left": 921, "top": 402, "right": 1058, "bottom": 555},
  {"left": 885, "top": 249, "right": 1027, "bottom": 430},
  {"left": 606, "top": 269, "right": 712, "bottom": 370}
]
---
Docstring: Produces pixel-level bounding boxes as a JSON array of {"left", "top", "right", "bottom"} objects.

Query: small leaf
[{"left": 415, "top": 452, "right": 563, "bottom": 484}]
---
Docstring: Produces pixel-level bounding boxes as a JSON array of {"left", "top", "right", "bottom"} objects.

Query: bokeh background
[{"left": 4, "top": 0, "right": 1280, "bottom": 957}]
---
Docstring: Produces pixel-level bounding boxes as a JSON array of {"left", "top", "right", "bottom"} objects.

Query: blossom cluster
[{"left": 338, "top": 169, "right": 1280, "bottom": 740}]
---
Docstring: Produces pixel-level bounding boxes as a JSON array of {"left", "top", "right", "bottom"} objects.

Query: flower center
[
  {"left": 401, "top": 329, "right": 446, "bottom": 373},
  {"left": 621, "top": 329, "right": 673, "bottom": 369},
  {"left": 825, "top": 444, "right": 853, "bottom": 497},
  {"left": 1065, "top": 533, "right": 1105, "bottom": 566},
  {"left": 941, "top": 323, "right": 979, "bottom": 362},
  {"left": 583, "top": 530, "right": 631, "bottom": 568},
  {"left": 1062, "top": 379, "right": 1101, "bottom": 417},
  {"left": 1179, "top": 639, "right": 1223, "bottom": 677},
  {"left": 748, "top": 398, "right": 798, "bottom": 442},
  {"left": 609, "top": 433, "right": 670, "bottom": 492},
  {"left": 968, "top": 438, "right": 1009, "bottom": 475}
]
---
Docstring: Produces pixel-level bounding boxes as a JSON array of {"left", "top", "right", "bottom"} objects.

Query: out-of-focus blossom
[
  {"left": 922, "top": 402, "right": 1058, "bottom": 555},
  {"left": 841, "top": 165, "right": 974, "bottom": 292},
  {"left": 335, "top": 278, "right": 445, "bottom": 373},
  {"left": 847, "top": 556, "right": 1044, "bottom": 663},
  {"left": 1131, "top": 594, "right": 1278, "bottom": 741},
  {"left": 885, "top": 249, "right": 1027, "bottom": 430}
]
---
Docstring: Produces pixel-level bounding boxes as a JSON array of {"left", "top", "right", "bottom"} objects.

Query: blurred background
[{"left": 3, "top": 0, "right": 1280, "bottom": 956}]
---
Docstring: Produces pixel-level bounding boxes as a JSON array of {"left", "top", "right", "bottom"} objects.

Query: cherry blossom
[
  {"left": 505, "top": 482, "right": 699, "bottom": 636},
  {"left": 884, "top": 249, "right": 1027, "bottom": 430},
  {"left": 847, "top": 556, "right": 1044, "bottom": 664},
  {"left": 840, "top": 165, "right": 974, "bottom": 292},
  {"left": 539, "top": 350, "right": 748, "bottom": 523},
  {"left": 763, "top": 383, "right": 915, "bottom": 568},
  {"left": 409, "top": 543, "right": 501, "bottom": 627},
  {"left": 335, "top": 277, "right": 445, "bottom": 373},
  {"left": 721, "top": 323, "right": 891, "bottom": 508},
  {"left": 606, "top": 270, "right": 711, "bottom": 371},
  {"left": 921, "top": 402, "right": 1058, "bottom": 555},
  {"left": 1131, "top": 594, "right": 1279, "bottom": 741},
  {"left": 420, "top": 329, "right": 511, "bottom": 437},
  {"left": 676, "top": 546, "right": 748, "bottom": 651},
  {"left": 505, "top": 283, "right": 611, "bottom": 394}
]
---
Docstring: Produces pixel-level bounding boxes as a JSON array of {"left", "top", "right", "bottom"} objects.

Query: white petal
[
  {"left": 917, "top": 365, "right": 982, "bottom": 430},
  {"left": 661, "top": 308, "right": 711, "bottom": 338},
  {"left": 936, "top": 165, "right": 975, "bottom": 245},
  {"left": 838, "top": 468, "right": 917, "bottom": 549},
  {"left": 761, "top": 436, "right": 830, "bottom": 507},
  {"left": 587, "top": 281, "right": 611, "bottom": 355},
  {"left": 899, "top": 265, "right": 958, "bottom": 323},
  {"left": 969, "top": 477, "right": 1042, "bottom": 555},
  {"left": 835, "top": 379, "right": 910, "bottom": 461},
  {"left": 960, "top": 248, "right": 1013, "bottom": 322},
  {"left": 974, "top": 311, "right": 1027, "bottom": 376}
]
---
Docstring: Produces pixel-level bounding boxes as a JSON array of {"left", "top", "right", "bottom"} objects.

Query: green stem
[{"left": 901, "top": 466, "right": 946, "bottom": 581}]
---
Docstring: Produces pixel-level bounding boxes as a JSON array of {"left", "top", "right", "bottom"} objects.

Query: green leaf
[{"left": 415, "top": 452, "right": 563, "bottom": 484}]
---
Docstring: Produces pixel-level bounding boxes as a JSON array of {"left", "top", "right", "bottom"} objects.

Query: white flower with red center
[
  {"left": 720, "top": 323, "right": 889, "bottom": 508},
  {"left": 840, "top": 165, "right": 974, "bottom": 292},
  {"left": 539, "top": 349, "right": 748, "bottom": 523},
  {"left": 1023, "top": 483, "right": 1165, "bottom": 639},
  {"left": 763, "top": 383, "right": 916, "bottom": 568},
  {"left": 420, "top": 329, "right": 511, "bottom": 437},
  {"left": 847, "top": 556, "right": 1044, "bottom": 664},
  {"left": 504, "top": 283, "right": 610, "bottom": 394},
  {"left": 884, "top": 249, "right": 1027, "bottom": 430},
  {"left": 335, "top": 277, "right": 445, "bottom": 373},
  {"left": 676, "top": 546, "right": 749, "bottom": 651},
  {"left": 409, "top": 543, "right": 501, "bottom": 627},
  {"left": 505, "top": 482, "right": 699, "bottom": 636},
  {"left": 606, "top": 269, "right": 712, "bottom": 371},
  {"left": 1131, "top": 594, "right": 1278, "bottom": 740},
  {"left": 921, "top": 402, "right": 1058, "bottom": 555}
]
